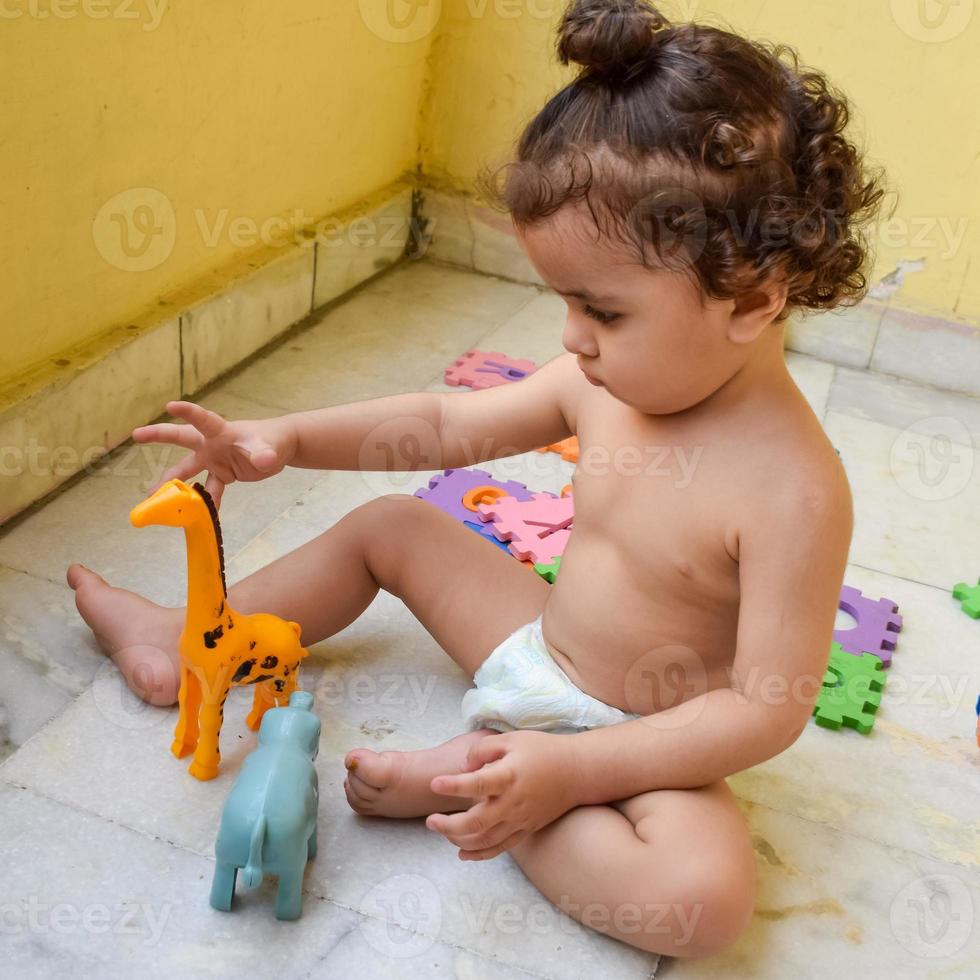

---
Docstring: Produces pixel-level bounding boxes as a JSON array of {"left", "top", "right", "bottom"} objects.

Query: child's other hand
[
  {"left": 425, "top": 730, "right": 580, "bottom": 861},
  {"left": 133, "top": 400, "right": 297, "bottom": 506}
]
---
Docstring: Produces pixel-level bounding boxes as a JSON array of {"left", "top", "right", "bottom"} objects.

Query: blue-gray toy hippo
[{"left": 210, "top": 689, "right": 321, "bottom": 920}]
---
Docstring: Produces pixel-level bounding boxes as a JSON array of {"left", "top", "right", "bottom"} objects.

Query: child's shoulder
[{"left": 739, "top": 396, "right": 852, "bottom": 550}]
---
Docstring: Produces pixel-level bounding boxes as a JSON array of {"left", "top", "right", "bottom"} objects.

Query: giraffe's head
[{"left": 130, "top": 479, "right": 210, "bottom": 528}]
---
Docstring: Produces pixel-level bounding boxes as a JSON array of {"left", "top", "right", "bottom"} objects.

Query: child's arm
[
  {"left": 289, "top": 351, "right": 578, "bottom": 470},
  {"left": 568, "top": 459, "right": 854, "bottom": 802}
]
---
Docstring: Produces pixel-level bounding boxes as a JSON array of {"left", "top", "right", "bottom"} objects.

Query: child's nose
[{"left": 562, "top": 315, "right": 599, "bottom": 358}]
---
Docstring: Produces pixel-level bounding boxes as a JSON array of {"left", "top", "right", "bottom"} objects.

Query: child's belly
[{"left": 539, "top": 523, "right": 741, "bottom": 716}]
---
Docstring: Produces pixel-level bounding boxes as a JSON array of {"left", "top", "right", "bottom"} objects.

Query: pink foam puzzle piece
[
  {"left": 476, "top": 492, "right": 574, "bottom": 564},
  {"left": 444, "top": 350, "right": 538, "bottom": 390}
]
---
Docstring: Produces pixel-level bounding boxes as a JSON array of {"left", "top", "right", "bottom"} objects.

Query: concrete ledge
[
  {"left": 419, "top": 188, "right": 980, "bottom": 396},
  {"left": 0, "top": 179, "right": 417, "bottom": 525}
]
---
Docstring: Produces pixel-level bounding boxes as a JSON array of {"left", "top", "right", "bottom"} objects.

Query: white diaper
[{"left": 461, "top": 614, "right": 641, "bottom": 734}]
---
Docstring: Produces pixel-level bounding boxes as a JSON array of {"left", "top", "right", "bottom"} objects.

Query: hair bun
[{"left": 557, "top": 0, "right": 670, "bottom": 78}]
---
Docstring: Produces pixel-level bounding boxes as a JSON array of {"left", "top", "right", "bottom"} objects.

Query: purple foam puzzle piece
[
  {"left": 834, "top": 585, "right": 903, "bottom": 667},
  {"left": 414, "top": 468, "right": 539, "bottom": 539}
]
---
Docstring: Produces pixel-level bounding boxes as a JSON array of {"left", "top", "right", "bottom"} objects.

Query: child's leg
[
  {"left": 68, "top": 492, "right": 550, "bottom": 703},
  {"left": 508, "top": 779, "right": 757, "bottom": 959}
]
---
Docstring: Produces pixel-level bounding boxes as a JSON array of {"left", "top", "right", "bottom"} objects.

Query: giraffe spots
[
  {"left": 227, "top": 616, "right": 234, "bottom": 630},
  {"left": 203, "top": 625, "right": 224, "bottom": 649},
  {"left": 274, "top": 679, "right": 285, "bottom": 693},
  {"left": 249, "top": 640, "right": 257, "bottom": 650},
  {"left": 260, "top": 655, "right": 279, "bottom": 670},
  {"left": 232, "top": 658, "right": 256, "bottom": 682},
  {"left": 250, "top": 673, "right": 274, "bottom": 685}
]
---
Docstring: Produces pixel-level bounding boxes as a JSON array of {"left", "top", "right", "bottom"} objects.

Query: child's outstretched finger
[
  {"left": 132, "top": 422, "right": 202, "bottom": 449},
  {"left": 165, "top": 400, "right": 227, "bottom": 438},
  {"left": 204, "top": 472, "right": 226, "bottom": 507}
]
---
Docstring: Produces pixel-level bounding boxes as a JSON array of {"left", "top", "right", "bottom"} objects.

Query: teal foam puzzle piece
[{"left": 813, "top": 642, "right": 885, "bottom": 735}]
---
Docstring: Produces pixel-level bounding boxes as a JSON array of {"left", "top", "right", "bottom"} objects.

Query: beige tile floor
[{"left": 1, "top": 258, "right": 978, "bottom": 979}]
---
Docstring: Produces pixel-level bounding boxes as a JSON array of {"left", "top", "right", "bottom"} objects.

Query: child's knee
[{"left": 669, "top": 858, "right": 756, "bottom": 958}]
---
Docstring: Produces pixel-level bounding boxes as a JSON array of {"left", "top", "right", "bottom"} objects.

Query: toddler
[{"left": 68, "top": 0, "right": 886, "bottom": 959}]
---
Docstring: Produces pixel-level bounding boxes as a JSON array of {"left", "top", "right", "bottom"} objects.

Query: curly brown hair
[{"left": 474, "top": 0, "right": 890, "bottom": 323}]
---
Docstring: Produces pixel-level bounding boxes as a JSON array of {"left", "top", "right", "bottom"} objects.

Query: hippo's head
[{"left": 257, "top": 690, "right": 321, "bottom": 760}]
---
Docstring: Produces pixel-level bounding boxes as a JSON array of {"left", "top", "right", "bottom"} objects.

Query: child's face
[{"left": 516, "top": 202, "right": 762, "bottom": 415}]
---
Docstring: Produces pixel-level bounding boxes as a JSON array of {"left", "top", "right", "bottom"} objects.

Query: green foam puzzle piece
[
  {"left": 533, "top": 556, "right": 562, "bottom": 584},
  {"left": 952, "top": 580, "right": 980, "bottom": 619},
  {"left": 812, "top": 642, "right": 885, "bottom": 735}
]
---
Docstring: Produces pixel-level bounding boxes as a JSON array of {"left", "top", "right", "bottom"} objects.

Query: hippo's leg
[
  {"left": 210, "top": 861, "right": 238, "bottom": 912},
  {"left": 307, "top": 825, "right": 318, "bottom": 860},
  {"left": 275, "top": 865, "right": 305, "bottom": 921}
]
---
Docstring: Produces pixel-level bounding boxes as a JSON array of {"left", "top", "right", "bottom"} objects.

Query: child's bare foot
[
  {"left": 67, "top": 563, "right": 183, "bottom": 706},
  {"left": 344, "top": 730, "right": 495, "bottom": 818}
]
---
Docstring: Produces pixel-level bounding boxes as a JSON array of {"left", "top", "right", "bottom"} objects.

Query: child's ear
[{"left": 726, "top": 278, "right": 789, "bottom": 344}]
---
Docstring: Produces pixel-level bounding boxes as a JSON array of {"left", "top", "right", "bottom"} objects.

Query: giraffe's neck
[{"left": 182, "top": 518, "right": 228, "bottom": 636}]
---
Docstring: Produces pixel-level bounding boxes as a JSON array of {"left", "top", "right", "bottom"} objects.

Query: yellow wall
[
  {"left": 3, "top": 0, "right": 976, "bottom": 389},
  {"left": 421, "top": 0, "right": 980, "bottom": 324},
  {"left": 0, "top": 0, "right": 437, "bottom": 382}
]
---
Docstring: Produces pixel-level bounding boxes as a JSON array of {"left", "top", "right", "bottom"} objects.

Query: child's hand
[
  {"left": 134, "top": 400, "right": 298, "bottom": 506},
  {"left": 425, "top": 730, "right": 580, "bottom": 861}
]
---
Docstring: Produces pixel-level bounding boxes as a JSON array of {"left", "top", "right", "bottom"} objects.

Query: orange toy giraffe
[{"left": 130, "top": 479, "right": 308, "bottom": 781}]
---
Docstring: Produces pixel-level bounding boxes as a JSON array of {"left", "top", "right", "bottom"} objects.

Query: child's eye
[{"left": 584, "top": 304, "right": 620, "bottom": 324}]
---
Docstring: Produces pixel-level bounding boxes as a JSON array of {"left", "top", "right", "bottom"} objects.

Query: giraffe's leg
[
  {"left": 276, "top": 669, "right": 300, "bottom": 706},
  {"left": 189, "top": 702, "right": 222, "bottom": 781},
  {"left": 245, "top": 683, "right": 277, "bottom": 731},
  {"left": 171, "top": 665, "right": 202, "bottom": 759}
]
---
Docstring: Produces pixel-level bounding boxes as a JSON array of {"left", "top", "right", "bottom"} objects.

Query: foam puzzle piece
[
  {"left": 477, "top": 492, "right": 574, "bottom": 564},
  {"left": 534, "top": 556, "right": 563, "bottom": 583},
  {"left": 813, "top": 643, "right": 885, "bottom": 734},
  {"left": 953, "top": 579, "right": 980, "bottom": 619},
  {"left": 415, "top": 469, "right": 536, "bottom": 536},
  {"left": 463, "top": 520, "right": 512, "bottom": 553},
  {"left": 834, "top": 585, "right": 902, "bottom": 667},
  {"left": 444, "top": 350, "right": 538, "bottom": 389},
  {"left": 536, "top": 436, "right": 580, "bottom": 463}
]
